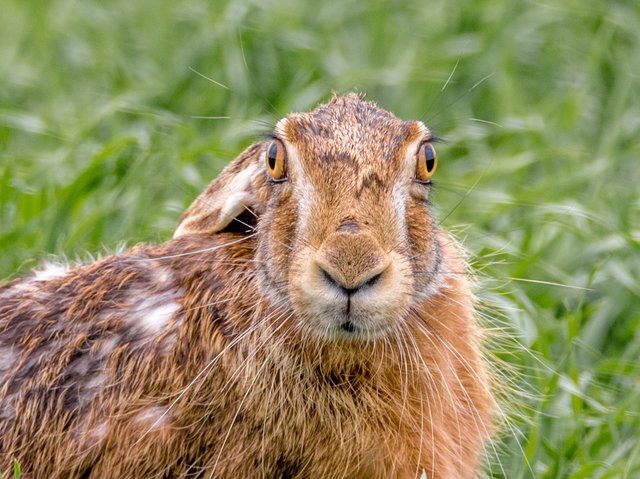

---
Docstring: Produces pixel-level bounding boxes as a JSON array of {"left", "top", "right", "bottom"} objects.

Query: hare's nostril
[
  {"left": 319, "top": 266, "right": 384, "bottom": 296},
  {"left": 321, "top": 268, "right": 343, "bottom": 291},
  {"left": 363, "top": 271, "right": 383, "bottom": 288}
]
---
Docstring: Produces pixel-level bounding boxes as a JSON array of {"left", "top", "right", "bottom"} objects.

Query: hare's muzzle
[{"left": 290, "top": 230, "right": 413, "bottom": 339}]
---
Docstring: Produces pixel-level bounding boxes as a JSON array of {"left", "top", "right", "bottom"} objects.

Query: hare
[{"left": 0, "top": 93, "right": 494, "bottom": 478}]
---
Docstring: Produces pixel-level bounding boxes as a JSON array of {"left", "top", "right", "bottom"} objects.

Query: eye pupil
[
  {"left": 427, "top": 159, "right": 434, "bottom": 172},
  {"left": 268, "top": 143, "right": 278, "bottom": 170}
]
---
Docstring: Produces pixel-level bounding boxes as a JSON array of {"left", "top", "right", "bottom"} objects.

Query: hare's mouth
[
  {"left": 323, "top": 297, "right": 401, "bottom": 339},
  {"left": 299, "top": 305, "right": 398, "bottom": 340},
  {"left": 339, "top": 320, "right": 355, "bottom": 333},
  {"left": 331, "top": 317, "right": 394, "bottom": 340}
]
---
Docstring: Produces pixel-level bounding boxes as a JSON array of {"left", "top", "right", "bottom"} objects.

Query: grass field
[{"left": 1, "top": 0, "right": 639, "bottom": 477}]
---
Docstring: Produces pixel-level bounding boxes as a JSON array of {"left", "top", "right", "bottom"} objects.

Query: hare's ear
[{"left": 174, "top": 145, "right": 264, "bottom": 238}]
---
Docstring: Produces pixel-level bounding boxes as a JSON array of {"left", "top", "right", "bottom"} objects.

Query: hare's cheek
[
  {"left": 408, "top": 229, "right": 445, "bottom": 300},
  {"left": 404, "top": 202, "right": 443, "bottom": 293},
  {"left": 271, "top": 195, "right": 298, "bottom": 248},
  {"left": 254, "top": 200, "right": 299, "bottom": 294}
]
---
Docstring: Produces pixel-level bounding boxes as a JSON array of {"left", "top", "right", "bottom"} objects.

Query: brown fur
[{"left": 0, "top": 94, "right": 494, "bottom": 478}]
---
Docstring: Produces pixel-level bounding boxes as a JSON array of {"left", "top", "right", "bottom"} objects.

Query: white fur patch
[
  {"left": 128, "top": 292, "right": 181, "bottom": 336},
  {"left": 69, "top": 341, "right": 113, "bottom": 405},
  {"left": 79, "top": 420, "right": 110, "bottom": 448},
  {"left": 134, "top": 406, "right": 169, "bottom": 431},
  {"left": 86, "top": 373, "right": 107, "bottom": 390},
  {"left": 100, "top": 336, "right": 119, "bottom": 357},
  {"left": 91, "top": 421, "right": 110, "bottom": 442},
  {"left": 0, "top": 399, "right": 15, "bottom": 420},
  {"left": 33, "top": 262, "right": 69, "bottom": 281},
  {"left": 0, "top": 346, "right": 18, "bottom": 374},
  {"left": 5, "top": 282, "right": 34, "bottom": 295},
  {"left": 0, "top": 346, "right": 19, "bottom": 419},
  {"left": 70, "top": 356, "right": 91, "bottom": 375},
  {"left": 154, "top": 268, "right": 174, "bottom": 288}
]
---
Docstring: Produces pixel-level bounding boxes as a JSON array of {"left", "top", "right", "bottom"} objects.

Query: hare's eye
[
  {"left": 415, "top": 142, "right": 437, "bottom": 183},
  {"left": 265, "top": 140, "right": 287, "bottom": 181}
]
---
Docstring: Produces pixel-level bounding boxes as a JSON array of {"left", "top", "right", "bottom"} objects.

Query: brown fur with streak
[{"left": 0, "top": 94, "right": 494, "bottom": 478}]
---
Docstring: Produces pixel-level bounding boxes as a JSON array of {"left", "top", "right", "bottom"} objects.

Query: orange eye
[
  {"left": 416, "top": 142, "right": 437, "bottom": 182},
  {"left": 265, "top": 140, "right": 287, "bottom": 181}
]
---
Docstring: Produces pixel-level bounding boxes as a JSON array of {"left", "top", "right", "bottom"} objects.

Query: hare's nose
[{"left": 315, "top": 232, "right": 390, "bottom": 295}]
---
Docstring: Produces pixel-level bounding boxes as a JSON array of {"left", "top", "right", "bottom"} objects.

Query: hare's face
[
  {"left": 175, "top": 94, "right": 442, "bottom": 340},
  {"left": 256, "top": 95, "right": 442, "bottom": 339}
]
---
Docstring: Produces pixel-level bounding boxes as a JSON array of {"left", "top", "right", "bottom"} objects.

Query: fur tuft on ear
[{"left": 174, "top": 144, "right": 262, "bottom": 238}]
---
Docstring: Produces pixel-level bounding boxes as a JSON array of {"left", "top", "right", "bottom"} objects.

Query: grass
[
  {"left": 0, "top": 460, "right": 21, "bottom": 479},
  {"left": 1, "top": 0, "right": 639, "bottom": 477}
]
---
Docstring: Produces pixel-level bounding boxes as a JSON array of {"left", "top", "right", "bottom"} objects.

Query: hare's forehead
[{"left": 275, "top": 115, "right": 428, "bottom": 169}]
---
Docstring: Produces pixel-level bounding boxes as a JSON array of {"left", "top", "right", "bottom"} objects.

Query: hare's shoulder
[{"left": 0, "top": 234, "right": 254, "bottom": 420}]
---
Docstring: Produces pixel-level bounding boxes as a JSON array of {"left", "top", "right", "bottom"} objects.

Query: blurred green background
[{"left": 1, "top": 0, "right": 639, "bottom": 477}]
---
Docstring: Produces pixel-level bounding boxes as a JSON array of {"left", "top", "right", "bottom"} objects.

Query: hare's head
[{"left": 175, "top": 94, "right": 442, "bottom": 339}]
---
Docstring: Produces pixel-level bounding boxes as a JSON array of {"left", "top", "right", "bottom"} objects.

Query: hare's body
[{"left": 0, "top": 94, "right": 493, "bottom": 478}]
